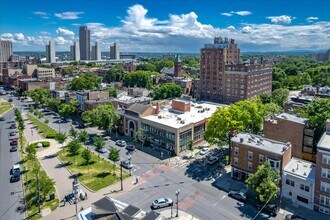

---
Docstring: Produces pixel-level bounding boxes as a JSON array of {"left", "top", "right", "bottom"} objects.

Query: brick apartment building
[
  {"left": 264, "top": 113, "right": 317, "bottom": 162},
  {"left": 231, "top": 133, "right": 292, "bottom": 181},
  {"left": 76, "top": 91, "right": 109, "bottom": 111},
  {"left": 198, "top": 37, "right": 272, "bottom": 104},
  {"left": 314, "top": 120, "right": 330, "bottom": 215}
]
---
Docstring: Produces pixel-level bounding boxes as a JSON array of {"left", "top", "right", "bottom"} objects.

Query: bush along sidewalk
[{"left": 15, "top": 109, "right": 59, "bottom": 220}]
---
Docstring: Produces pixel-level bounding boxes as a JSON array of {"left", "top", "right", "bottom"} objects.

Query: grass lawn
[
  {"left": 19, "top": 133, "right": 58, "bottom": 220},
  {"left": 27, "top": 114, "right": 57, "bottom": 138},
  {"left": 58, "top": 148, "right": 128, "bottom": 191},
  {"left": 0, "top": 101, "right": 12, "bottom": 115}
]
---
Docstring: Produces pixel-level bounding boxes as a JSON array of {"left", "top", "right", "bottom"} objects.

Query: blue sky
[{"left": 0, "top": 0, "right": 329, "bottom": 52}]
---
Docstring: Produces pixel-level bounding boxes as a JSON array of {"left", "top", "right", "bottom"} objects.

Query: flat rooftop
[
  {"left": 141, "top": 101, "right": 225, "bottom": 129},
  {"left": 117, "top": 95, "right": 152, "bottom": 104},
  {"left": 276, "top": 112, "right": 307, "bottom": 125},
  {"left": 317, "top": 131, "right": 330, "bottom": 151},
  {"left": 232, "top": 133, "right": 291, "bottom": 155},
  {"left": 284, "top": 157, "right": 315, "bottom": 183}
]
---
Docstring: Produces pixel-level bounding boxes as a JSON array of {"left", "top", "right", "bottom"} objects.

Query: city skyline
[{"left": 0, "top": 0, "right": 329, "bottom": 52}]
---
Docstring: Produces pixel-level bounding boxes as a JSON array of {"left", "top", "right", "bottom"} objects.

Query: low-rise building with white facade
[{"left": 282, "top": 157, "right": 316, "bottom": 209}]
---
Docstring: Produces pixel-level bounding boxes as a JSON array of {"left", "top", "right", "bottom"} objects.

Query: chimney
[
  {"left": 240, "top": 138, "right": 244, "bottom": 143},
  {"left": 155, "top": 102, "right": 160, "bottom": 114}
]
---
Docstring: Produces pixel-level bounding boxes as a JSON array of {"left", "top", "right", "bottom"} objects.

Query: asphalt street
[{"left": 0, "top": 102, "right": 25, "bottom": 220}]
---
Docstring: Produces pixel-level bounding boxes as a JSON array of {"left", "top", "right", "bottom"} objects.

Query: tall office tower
[
  {"left": 79, "top": 26, "right": 90, "bottom": 60},
  {"left": 110, "top": 42, "right": 120, "bottom": 60},
  {"left": 45, "top": 40, "right": 56, "bottom": 63},
  {"left": 91, "top": 42, "right": 101, "bottom": 60},
  {"left": 0, "top": 40, "right": 13, "bottom": 62},
  {"left": 70, "top": 42, "right": 80, "bottom": 61}
]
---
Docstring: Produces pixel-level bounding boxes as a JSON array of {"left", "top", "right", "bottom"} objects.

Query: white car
[
  {"left": 152, "top": 198, "right": 173, "bottom": 209},
  {"left": 11, "top": 164, "right": 21, "bottom": 174},
  {"left": 116, "top": 140, "right": 127, "bottom": 147},
  {"left": 200, "top": 147, "right": 210, "bottom": 155}
]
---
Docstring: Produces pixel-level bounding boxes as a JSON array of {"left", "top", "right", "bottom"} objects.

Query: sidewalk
[{"left": 159, "top": 209, "right": 200, "bottom": 220}]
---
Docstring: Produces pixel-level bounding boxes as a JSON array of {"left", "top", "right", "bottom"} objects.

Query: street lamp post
[
  {"left": 128, "top": 155, "right": 132, "bottom": 176},
  {"left": 120, "top": 164, "right": 123, "bottom": 191},
  {"left": 175, "top": 189, "right": 180, "bottom": 217}
]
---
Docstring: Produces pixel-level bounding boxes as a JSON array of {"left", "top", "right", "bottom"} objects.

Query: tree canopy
[
  {"left": 153, "top": 83, "right": 183, "bottom": 100},
  {"left": 246, "top": 162, "right": 280, "bottom": 203},
  {"left": 59, "top": 100, "right": 78, "bottom": 117},
  {"left": 123, "top": 71, "right": 152, "bottom": 88},
  {"left": 70, "top": 72, "right": 102, "bottom": 90},
  {"left": 29, "top": 88, "right": 50, "bottom": 105},
  {"left": 82, "top": 102, "right": 119, "bottom": 133}
]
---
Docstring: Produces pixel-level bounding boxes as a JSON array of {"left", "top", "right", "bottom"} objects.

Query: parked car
[
  {"left": 65, "top": 118, "right": 72, "bottom": 122},
  {"left": 11, "top": 164, "right": 21, "bottom": 175},
  {"left": 207, "top": 156, "right": 218, "bottom": 165},
  {"left": 256, "top": 202, "right": 279, "bottom": 217},
  {"left": 125, "top": 145, "right": 135, "bottom": 151},
  {"left": 121, "top": 160, "right": 133, "bottom": 169},
  {"left": 0, "top": 116, "right": 5, "bottom": 121},
  {"left": 200, "top": 147, "right": 210, "bottom": 155},
  {"left": 228, "top": 189, "right": 247, "bottom": 202},
  {"left": 116, "top": 140, "right": 127, "bottom": 147},
  {"left": 10, "top": 170, "right": 20, "bottom": 183},
  {"left": 9, "top": 124, "right": 16, "bottom": 129},
  {"left": 96, "top": 148, "right": 108, "bottom": 154},
  {"left": 10, "top": 146, "right": 18, "bottom": 152},
  {"left": 285, "top": 214, "right": 306, "bottom": 220},
  {"left": 8, "top": 98, "right": 13, "bottom": 102},
  {"left": 79, "top": 123, "right": 87, "bottom": 128},
  {"left": 152, "top": 198, "right": 173, "bottom": 209},
  {"left": 10, "top": 131, "right": 16, "bottom": 136},
  {"left": 72, "top": 121, "right": 79, "bottom": 125},
  {"left": 10, "top": 140, "right": 18, "bottom": 146}
]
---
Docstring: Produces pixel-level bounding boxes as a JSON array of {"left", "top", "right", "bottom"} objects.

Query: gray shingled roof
[
  {"left": 141, "top": 211, "right": 160, "bottom": 220},
  {"left": 127, "top": 103, "right": 151, "bottom": 115}
]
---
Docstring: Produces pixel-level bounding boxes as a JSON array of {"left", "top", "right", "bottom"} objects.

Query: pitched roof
[
  {"left": 92, "top": 197, "right": 118, "bottom": 216},
  {"left": 122, "top": 205, "right": 140, "bottom": 216},
  {"left": 127, "top": 103, "right": 152, "bottom": 115},
  {"left": 141, "top": 211, "right": 160, "bottom": 220}
]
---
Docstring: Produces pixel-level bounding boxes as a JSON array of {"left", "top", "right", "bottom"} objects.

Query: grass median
[
  {"left": 0, "top": 101, "right": 12, "bottom": 115},
  {"left": 58, "top": 148, "right": 128, "bottom": 191},
  {"left": 26, "top": 114, "right": 57, "bottom": 138}
]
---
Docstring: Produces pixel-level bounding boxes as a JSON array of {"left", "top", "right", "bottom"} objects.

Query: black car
[
  {"left": 285, "top": 214, "right": 306, "bottom": 220},
  {"left": 9, "top": 124, "right": 16, "bottom": 129},
  {"left": 10, "top": 170, "right": 20, "bottom": 183},
  {"left": 8, "top": 98, "right": 13, "bottom": 102},
  {"left": 10, "top": 131, "right": 16, "bottom": 136},
  {"left": 125, "top": 145, "right": 136, "bottom": 151},
  {"left": 256, "top": 203, "right": 279, "bottom": 217},
  {"left": 228, "top": 190, "right": 247, "bottom": 202},
  {"left": 79, "top": 123, "right": 87, "bottom": 128},
  {"left": 0, "top": 116, "right": 5, "bottom": 121},
  {"left": 10, "top": 146, "right": 18, "bottom": 152}
]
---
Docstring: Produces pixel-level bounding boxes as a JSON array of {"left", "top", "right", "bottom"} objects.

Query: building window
[
  {"left": 267, "top": 158, "right": 280, "bottom": 170},
  {"left": 322, "top": 155, "right": 330, "bottom": 165},
  {"left": 322, "top": 168, "right": 330, "bottom": 179},
  {"left": 297, "top": 195, "right": 309, "bottom": 204},
  {"left": 321, "top": 182, "right": 330, "bottom": 192},
  {"left": 286, "top": 178, "right": 295, "bottom": 187},
  {"left": 289, "top": 191, "right": 292, "bottom": 196},
  {"left": 248, "top": 162, "right": 252, "bottom": 171},
  {"left": 248, "top": 151, "right": 253, "bottom": 160},
  {"left": 234, "top": 147, "right": 239, "bottom": 156},
  {"left": 234, "top": 157, "right": 238, "bottom": 165},
  {"left": 320, "top": 195, "right": 330, "bottom": 207},
  {"left": 259, "top": 154, "right": 264, "bottom": 164},
  {"left": 300, "top": 184, "right": 310, "bottom": 192}
]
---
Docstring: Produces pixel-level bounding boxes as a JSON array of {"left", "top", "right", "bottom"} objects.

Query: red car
[{"left": 10, "top": 140, "right": 18, "bottom": 146}]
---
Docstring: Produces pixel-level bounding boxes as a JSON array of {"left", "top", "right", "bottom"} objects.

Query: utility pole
[
  {"left": 37, "top": 174, "right": 41, "bottom": 213},
  {"left": 175, "top": 189, "right": 180, "bottom": 217}
]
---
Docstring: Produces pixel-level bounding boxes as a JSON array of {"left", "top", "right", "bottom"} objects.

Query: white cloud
[
  {"left": 220, "top": 12, "right": 232, "bottom": 17},
  {"left": 1, "top": 33, "right": 14, "bottom": 39},
  {"left": 14, "top": 33, "right": 25, "bottom": 41},
  {"left": 54, "top": 37, "right": 71, "bottom": 45},
  {"left": 40, "top": 31, "right": 51, "bottom": 35},
  {"left": 122, "top": 4, "right": 157, "bottom": 28},
  {"left": 306, "top": 17, "right": 319, "bottom": 22},
  {"left": 56, "top": 28, "right": 75, "bottom": 39},
  {"left": 33, "top": 11, "right": 49, "bottom": 19},
  {"left": 267, "top": 15, "right": 293, "bottom": 24},
  {"left": 231, "top": 11, "right": 252, "bottom": 16},
  {"left": 241, "top": 26, "right": 253, "bottom": 33},
  {"left": 54, "top": 12, "right": 84, "bottom": 20},
  {"left": 227, "top": 25, "right": 236, "bottom": 30}
]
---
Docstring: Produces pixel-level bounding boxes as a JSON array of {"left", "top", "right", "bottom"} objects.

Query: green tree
[
  {"left": 246, "top": 162, "right": 280, "bottom": 203},
  {"left": 188, "top": 140, "right": 194, "bottom": 159},
  {"left": 106, "top": 87, "right": 118, "bottom": 98},
  {"left": 59, "top": 100, "right": 78, "bottom": 118},
  {"left": 26, "top": 144, "right": 37, "bottom": 161},
  {"left": 44, "top": 118, "right": 49, "bottom": 124},
  {"left": 67, "top": 140, "right": 81, "bottom": 163},
  {"left": 39, "top": 174, "right": 55, "bottom": 201},
  {"left": 46, "top": 98, "right": 61, "bottom": 112},
  {"left": 55, "top": 132, "right": 67, "bottom": 146},
  {"left": 69, "top": 126, "right": 79, "bottom": 140},
  {"left": 81, "top": 148, "right": 92, "bottom": 172},
  {"left": 78, "top": 130, "right": 89, "bottom": 143},
  {"left": 134, "top": 129, "right": 144, "bottom": 143},
  {"left": 29, "top": 88, "right": 50, "bottom": 105},
  {"left": 154, "top": 83, "right": 183, "bottom": 100},
  {"left": 70, "top": 72, "right": 102, "bottom": 90},
  {"left": 123, "top": 71, "right": 152, "bottom": 88},
  {"left": 82, "top": 103, "right": 119, "bottom": 134},
  {"left": 29, "top": 105, "right": 35, "bottom": 113},
  {"left": 298, "top": 72, "right": 312, "bottom": 85},
  {"left": 108, "top": 147, "right": 120, "bottom": 175},
  {"left": 93, "top": 136, "right": 105, "bottom": 151},
  {"left": 271, "top": 88, "right": 290, "bottom": 107},
  {"left": 259, "top": 93, "right": 272, "bottom": 104},
  {"left": 137, "top": 63, "right": 156, "bottom": 72}
]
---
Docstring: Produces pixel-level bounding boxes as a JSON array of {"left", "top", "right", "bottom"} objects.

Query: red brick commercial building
[
  {"left": 198, "top": 37, "right": 272, "bottom": 104},
  {"left": 314, "top": 120, "right": 330, "bottom": 215},
  {"left": 264, "top": 113, "right": 317, "bottom": 162},
  {"left": 231, "top": 133, "right": 292, "bottom": 181}
]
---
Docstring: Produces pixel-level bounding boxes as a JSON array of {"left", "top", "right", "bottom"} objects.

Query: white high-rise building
[
  {"left": 91, "top": 42, "right": 101, "bottom": 61},
  {"left": 45, "top": 40, "right": 55, "bottom": 63},
  {"left": 110, "top": 42, "right": 120, "bottom": 60},
  {"left": 70, "top": 42, "right": 80, "bottom": 61},
  {"left": 0, "top": 40, "right": 13, "bottom": 62}
]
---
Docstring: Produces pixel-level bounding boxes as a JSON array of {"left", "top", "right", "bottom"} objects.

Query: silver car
[
  {"left": 116, "top": 140, "right": 127, "bottom": 147},
  {"left": 152, "top": 198, "right": 173, "bottom": 209}
]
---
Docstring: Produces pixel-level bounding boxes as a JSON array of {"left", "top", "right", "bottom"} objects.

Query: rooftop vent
[
  {"left": 303, "top": 172, "right": 307, "bottom": 176},
  {"left": 158, "top": 115, "right": 162, "bottom": 119},
  {"left": 240, "top": 138, "right": 244, "bottom": 143}
]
